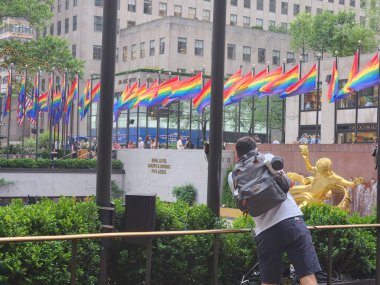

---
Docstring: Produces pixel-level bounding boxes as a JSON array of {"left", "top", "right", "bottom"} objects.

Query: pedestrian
[
  {"left": 138, "top": 137, "right": 144, "bottom": 149},
  {"left": 254, "top": 134, "right": 262, "bottom": 144},
  {"left": 184, "top": 137, "right": 192, "bottom": 149},
  {"left": 127, "top": 140, "right": 135, "bottom": 149},
  {"left": 298, "top": 133, "right": 308, "bottom": 144},
  {"left": 177, "top": 136, "right": 184, "bottom": 149},
  {"left": 229, "top": 136, "right": 321, "bottom": 285},
  {"left": 144, "top": 135, "right": 151, "bottom": 149}
]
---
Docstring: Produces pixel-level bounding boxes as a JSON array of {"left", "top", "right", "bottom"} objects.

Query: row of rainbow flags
[{"left": 3, "top": 51, "right": 379, "bottom": 126}]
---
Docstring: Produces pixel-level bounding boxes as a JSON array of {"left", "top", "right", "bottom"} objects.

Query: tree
[
  {"left": 289, "top": 13, "right": 313, "bottom": 58},
  {"left": 0, "top": 36, "right": 84, "bottom": 79},
  {"left": 310, "top": 11, "right": 336, "bottom": 59},
  {"left": 0, "top": 0, "right": 54, "bottom": 31}
]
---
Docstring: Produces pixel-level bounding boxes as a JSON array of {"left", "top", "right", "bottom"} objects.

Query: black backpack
[{"left": 232, "top": 150, "right": 291, "bottom": 217}]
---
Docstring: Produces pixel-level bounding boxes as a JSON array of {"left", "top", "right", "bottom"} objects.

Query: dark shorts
[{"left": 256, "top": 216, "right": 321, "bottom": 284}]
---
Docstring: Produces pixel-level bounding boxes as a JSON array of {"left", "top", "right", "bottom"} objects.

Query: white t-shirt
[
  {"left": 177, "top": 139, "right": 184, "bottom": 149},
  {"left": 228, "top": 172, "right": 302, "bottom": 236}
]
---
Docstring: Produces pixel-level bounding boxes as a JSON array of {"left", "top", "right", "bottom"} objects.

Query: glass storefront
[
  {"left": 300, "top": 83, "right": 322, "bottom": 111},
  {"left": 337, "top": 123, "right": 377, "bottom": 143},
  {"left": 337, "top": 80, "right": 378, "bottom": 109}
]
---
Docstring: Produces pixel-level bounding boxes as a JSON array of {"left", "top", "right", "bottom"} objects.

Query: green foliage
[
  {"left": 289, "top": 11, "right": 378, "bottom": 57},
  {"left": 269, "top": 25, "right": 288, "bottom": 33},
  {"left": 0, "top": 36, "right": 84, "bottom": 78},
  {"left": 0, "top": 198, "right": 100, "bottom": 284},
  {"left": 0, "top": 158, "right": 124, "bottom": 170},
  {"left": 0, "top": 178, "right": 14, "bottom": 187},
  {"left": 302, "top": 203, "right": 376, "bottom": 278},
  {"left": 221, "top": 166, "right": 236, "bottom": 208},
  {"left": 172, "top": 184, "right": 197, "bottom": 205},
  {"left": 111, "top": 180, "right": 124, "bottom": 200}
]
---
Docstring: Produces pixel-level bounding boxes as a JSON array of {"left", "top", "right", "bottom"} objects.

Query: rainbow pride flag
[
  {"left": 91, "top": 81, "right": 100, "bottom": 102},
  {"left": 127, "top": 83, "right": 147, "bottom": 109},
  {"left": 336, "top": 51, "right": 359, "bottom": 99},
  {"left": 27, "top": 75, "right": 39, "bottom": 120},
  {"left": 193, "top": 79, "right": 211, "bottom": 113},
  {"left": 327, "top": 60, "right": 339, "bottom": 103},
  {"left": 348, "top": 52, "right": 379, "bottom": 92},
  {"left": 148, "top": 76, "right": 179, "bottom": 107},
  {"left": 65, "top": 76, "right": 78, "bottom": 124},
  {"left": 224, "top": 69, "right": 242, "bottom": 92},
  {"left": 79, "top": 80, "right": 91, "bottom": 119},
  {"left": 259, "top": 65, "right": 299, "bottom": 96},
  {"left": 18, "top": 76, "right": 26, "bottom": 106},
  {"left": 281, "top": 64, "right": 316, "bottom": 98},
  {"left": 229, "top": 69, "right": 267, "bottom": 103},
  {"left": 224, "top": 72, "right": 253, "bottom": 106},
  {"left": 3, "top": 71, "right": 12, "bottom": 117},
  {"left": 138, "top": 80, "right": 158, "bottom": 107},
  {"left": 170, "top": 73, "right": 202, "bottom": 101},
  {"left": 39, "top": 92, "right": 49, "bottom": 112},
  {"left": 114, "top": 82, "right": 138, "bottom": 112}
]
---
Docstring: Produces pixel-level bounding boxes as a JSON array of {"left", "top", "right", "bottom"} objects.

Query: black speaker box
[{"left": 124, "top": 193, "right": 156, "bottom": 244}]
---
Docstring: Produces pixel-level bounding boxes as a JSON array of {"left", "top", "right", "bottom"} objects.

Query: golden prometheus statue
[{"left": 286, "top": 145, "right": 364, "bottom": 211}]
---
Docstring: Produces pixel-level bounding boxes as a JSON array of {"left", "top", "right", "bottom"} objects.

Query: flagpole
[
  {"left": 316, "top": 53, "right": 321, "bottom": 135},
  {"left": 35, "top": 68, "right": 41, "bottom": 161},
  {"left": 76, "top": 72, "right": 80, "bottom": 138},
  {"left": 70, "top": 78, "right": 74, "bottom": 139},
  {"left": 22, "top": 66, "right": 27, "bottom": 157},
  {"left": 238, "top": 65, "right": 242, "bottom": 138},
  {"left": 266, "top": 62, "right": 270, "bottom": 143},
  {"left": 177, "top": 73, "right": 181, "bottom": 140},
  {"left": 355, "top": 41, "right": 362, "bottom": 142},
  {"left": 334, "top": 51, "right": 338, "bottom": 143},
  {"left": 156, "top": 72, "right": 160, "bottom": 148},
  {"left": 115, "top": 92, "right": 119, "bottom": 143},
  {"left": 201, "top": 66, "right": 206, "bottom": 146},
  {"left": 136, "top": 77, "right": 140, "bottom": 143},
  {"left": 61, "top": 71, "right": 66, "bottom": 155},
  {"left": 126, "top": 78, "right": 130, "bottom": 145},
  {"left": 281, "top": 58, "right": 286, "bottom": 143},
  {"left": 89, "top": 73, "right": 94, "bottom": 154},
  {"left": 146, "top": 77, "right": 149, "bottom": 142},
  {"left": 49, "top": 69, "right": 54, "bottom": 160},
  {"left": 375, "top": 45, "right": 380, "bottom": 285},
  {"left": 0, "top": 75, "right": 2, "bottom": 148},
  {"left": 250, "top": 65, "right": 255, "bottom": 136},
  {"left": 298, "top": 56, "right": 303, "bottom": 139},
  {"left": 6, "top": 63, "right": 13, "bottom": 159},
  {"left": 166, "top": 72, "right": 171, "bottom": 148}
]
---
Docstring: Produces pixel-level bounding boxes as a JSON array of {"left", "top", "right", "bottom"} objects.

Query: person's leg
[{"left": 299, "top": 273, "right": 318, "bottom": 285}]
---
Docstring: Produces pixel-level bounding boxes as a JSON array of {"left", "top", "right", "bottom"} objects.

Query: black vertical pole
[
  {"left": 355, "top": 43, "right": 361, "bottom": 142},
  {"left": 76, "top": 73, "right": 80, "bottom": 137},
  {"left": 49, "top": 71, "right": 54, "bottom": 160},
  {"left": 266, "top": 64, "right": 270, "bottom": 143},
  {"left": 250, "top": 65, "right": 255, "bottom": 136},
  {"left": 166, "top": 73, "right": 171, "bottom": 148},
  {"left": 334, "top": 52, "right": 338, "bottom": 143},
  {"left": 316, "top": 54, "right": 321, "bottom": 135},
  {"left": 22, "top": 67, "right": 27, "bottom": 157},
  {"left": 238, "top": 65, "right": 242, "bottom": 137},
  {"left": 6, "top": 64, "right": 13, "bottom": 159},
  {"left": 207, "top": 0, "right": 225, "bottom": 217},
  {"left": 375, "top": 47, "right": 380, "bottom": 285},
  {"left": 201, "top": 67, "right": 206, "bottom": 145},
  {"left": 281, "top": 59, "right": 286, "bottom": 143},
  {"left": 156, "top": 73, "right": 160, "bottom": 146},
  {"left": 35, "top": 69, "right": 40, "bottom": 160},
  {"left": 126, "top": 109, "right": 130, "bottom": 145},
  {"left": 136, "top": 79, "right": 140, "bottom": 142},
  {"left": 177, "top": 73, "right": 181, "bottom": 139},
  {"left": 89, "top": 74, "right": 93, "bottom": 153},
  {"left": 96, "top": 0, "right": 117, "bottom": 283},
  {"left": 298, "top": 57, "right": 303, "bottom": 139}
]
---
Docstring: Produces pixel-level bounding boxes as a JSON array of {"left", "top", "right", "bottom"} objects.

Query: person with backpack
[{"left": 229, "top": 136, "right": 320, "bottom": 285}]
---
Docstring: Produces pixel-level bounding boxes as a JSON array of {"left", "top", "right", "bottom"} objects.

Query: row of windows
[
  {"left": 46, "top": 16, "right": 77, "bottom": 36},
  {"left": 0, "top": 24, "right": 33, "bottom": 35},
  {"left": 232, "top": 0, "right": 357, "bottom": 10},
  {"left": 53, "top": 0, "right": 78, "bottom": 12}
]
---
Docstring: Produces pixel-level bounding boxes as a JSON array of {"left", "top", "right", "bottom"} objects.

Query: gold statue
[{"left": 287, "top": 145, "right": 364, "bottom": 211}]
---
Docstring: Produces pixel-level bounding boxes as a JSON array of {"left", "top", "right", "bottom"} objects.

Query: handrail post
[
  {"left": 70, "top": 239, "right": 78, "bottom": 285},
  {"left": 327, "top": 230, "right": 333, "bottom": 285}
]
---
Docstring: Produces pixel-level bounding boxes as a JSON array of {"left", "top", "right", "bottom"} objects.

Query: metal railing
[{"left": 0, "top": 223, "right": 379, "bottom": 285}]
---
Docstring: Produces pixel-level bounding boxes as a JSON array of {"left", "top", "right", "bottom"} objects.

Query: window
[
  {"left": 178, "top": 37, "right": 187, "bottom": 54},
  {"left": 116, "top": 19, "right": 120, "bottom": 34},
  {"left": 73, "top": 15, "right": 77, "bottom": 31},
  {"left": 305, "top": 6, "right": 311, "bottom": 13},
  {"left": 131, "top": 44, "right": 137, "bottom": 60},
  {"left": 174, "top": 5, "right": 182, "bottom": 17},
  {"left": 128, "top": 0, "right": 136, "bottom": 12},
  {"left": 258, "top": 48, "right": 266, "bottom": 63},
  {"left": 281, "top": 2, "right": 288, "bottom": 15},
  {"left": 50, "top": 23, "right": 54, "bottom": 35},
  {"left": 227, "top": 44, "right": 236, "bottom": 60},
  {"left": 144, "top": 0, "right": 152, "bottom": 14},
  {"left": 317, "top": 8, "right": 322, "bottom": 14},
  {"left": 140, "top": 42, "right": 145, "bottom": 58},
  {"left": 93, "top": 45, "right": 102, "bottom": 60},
  {"left": 257, "top": 0, "right": 263, "bottom": 10},
  {"left": 149, "top": 40, "right": 155, "bottom": 56},
  {"left": 301, "top": 84, "right": 321, "bottom": 111},
  {"left": 95, "top": 0, "right": 103, "bottom": 7},
  {"left": 127, "top": 21, "right": 135, "bottom": 28},
  {"left": 329, "top": 0, "right": 334, "bottom": 2},
  {"left": 231, "top": 0, "right": 237, "bottom": 6},
  {"left": 359, "top": 86, "right": 378, "bottom": 107},
  {"left": 123, "top": 46, "right": 128, "bottom": 61},
  {"left": 65, "top": 0, "right": 69, "bottom": 9},
  {"left": 73, "top": 0, "right": 78, "bottom": 7},
  {"left": 72, "top": 45, "right": 76, "bottom": 58},
  {"left": 350, "top": 0, "right": 355, "bottom": 6},
  {"left": 94, "top": 16, "right": 102, "bottom": 32},
  {"left": 159, "top": 3, "right": 167, "bottom": 16},
  {"left": 58, "top": 0, "right": 62, "bottom": 12},
  {"left": 293, "top": 4, "right": 300, "bottom": 15},
  {"left": 269, "top": 20, "right": 276, "bottom": 29},
  {"left": 230, "top": 14, "right": 237, "bottom": 26},
  {"left": 256, "top": 18, "right": 263, "bottom": 28},
  {"left": 243, "top": 46, "right": 251, "bottom": 61},
  {"left": 302, "top": 53, "right": 309, "bottom": 62},
  {"left": 177, "top": 68, "right": 186, "bottom": 73},
  {"left": 243, "top": 16, "right": 250, "bottom": 28},
  {"left": 339, "top": 0, "right": 345, "bottom": 3},
  {"left": 281, "top": 22, "right": 287, "bottom": 31},
  {"left": 65, "top": 18, "right": 69, "bottom": 33},
  {"left": 188, "top": 7, "right": 196, "bottom": 19},
  {"left": 286, "top": 52, "right": 295, "bottom": 63},
  {"left": 160, "top": 37, "right": 165, "bottom": 54},
  {"left": 272, "top": 50, "right": 280, "bottom": 65},
  {"left": 57, "top": 21, "right": 61, "bottom": 35},
  {"left": 244, "top": 0, "right": 250, "bottom": 8},
  {"left": 195, "top": 40, "right": 204, "bottom": 56},
  {"left": 269, "top": 0, "right": 276, "bottom": 13},
  {"left": 203, "top": 10, "right": 210, "bottom": 21}
]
